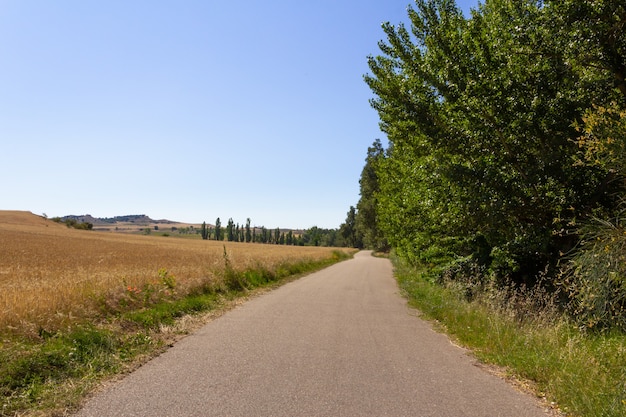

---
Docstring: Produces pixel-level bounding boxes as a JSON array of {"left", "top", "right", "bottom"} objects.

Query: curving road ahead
[{"left": 76, "top": 251, "right": 550, "bottom": 417}]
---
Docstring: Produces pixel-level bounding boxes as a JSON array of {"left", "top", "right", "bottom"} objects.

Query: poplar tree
[
  {"left": 200, "top": 221, "right": 209, "bottom": 240},
  {"left": 245, "top": 218, "right": 252, "bottom": 243},
  {"left": 356, "top": 140, "right": 388, "bottom": 252},
  {"left": 227, "top": 218, "right": 235, "bottom": 242},
  {"left": 340, "top": 206, "right": 361, "bottom": 248},
  {"left": 364, "top": 0, "right": 621, "bottom": 284},
  {"left": 214, "top": 218, "right": 222, "bottom": 241}
]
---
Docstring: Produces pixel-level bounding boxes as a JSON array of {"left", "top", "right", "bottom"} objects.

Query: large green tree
[
  {"left": 355, "top": 139, "right": 389, "bottom": 252},
  {"left": 365, "top": 0, "right": 620, "bottom": 284},
  {"left": 340, "top": 206, "right": 362, "bottom": 248}
]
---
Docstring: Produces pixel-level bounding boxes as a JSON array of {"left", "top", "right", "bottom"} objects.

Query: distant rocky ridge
[{"left": 60, "top": 214, "right": 178, "bottom": 226}]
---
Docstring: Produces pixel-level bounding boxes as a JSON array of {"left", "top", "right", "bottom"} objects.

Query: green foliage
[
  {"left": 299, "top": 226, "right": 343, "bottom": 247},
  {"left": 214, "top": 217, "right": 222, "bottom": 241},
  {"left": 339, "top": 206, "right": 362, "bottom": 248},
  {"left": 560, "top": 215, "right": 626, "bottom": 332},
  {"left": 159, "top": 268, "right": 176, "bottom": 291},
  {"left": 57, "top": 218, "right": 94, "bottom": 230},
  {"left": 550, "top": 0, "right": 626, "bottom": 99},
  {"left": 221, "top": 245, "right": 246, "bottom": 291},
  {"left": 245, "top": 218, "right": 252, "bottom": 243},
  {"left": 0, "top": 326, "right": 125, "bottom": 415},
  {"left": 364, "top": 0, "right": 622, "bottom": 287},
  {"left": 226, "top": 218, "right": 235, "bottom": 242},
  {"left": 1, "top": 327, "right": 118, "bottom": 390},
  {"left": 355, "top": 139, "right": 388, "bottom": 252},
  {"left": 557, "top": 103, "right": 626, "bottom": 331},
  {"left": 574, "top": 103, "right": 626, "bottom": 175},
  {"left": 200, "top": 221, "right": 209, "bottom": 240},
  {"left": 120, "top": 269, "right": 177, "bottom": 310},
  {"left": 123, "top": 295, "right": 216, "bottom": 329},
  {"left": 207, "top": 216, "right": 352, "bottom": 248}
]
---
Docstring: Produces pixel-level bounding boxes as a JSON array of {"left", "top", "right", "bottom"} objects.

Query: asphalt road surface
[{"left": 76, "top": 251, "right": 550, "bottom": 417}]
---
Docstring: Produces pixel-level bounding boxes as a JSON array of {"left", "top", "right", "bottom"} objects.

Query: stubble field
[{"left": 0, "top": 211, "right": 350, "bottom": 336}]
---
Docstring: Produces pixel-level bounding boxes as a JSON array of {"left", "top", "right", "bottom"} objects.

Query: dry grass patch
[
  {"left": 0, "top": 211, "right": 355, "bottom": 416},
  {"left": 0, "top": 211, "right": 351, "bottom": 336}
]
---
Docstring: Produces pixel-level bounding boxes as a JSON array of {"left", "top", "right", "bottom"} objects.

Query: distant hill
[
  {"left": 0, "top": 211, "right": 304, "bottom": 235},
  {"left": 53, "top": 214, "right": 202, "bottom": 234},
  {"left": 0, "top": 211, "right": 58, "bottom": 227},
  {"left": 60, "top": 214, "right": 177, "bottom": 226}
]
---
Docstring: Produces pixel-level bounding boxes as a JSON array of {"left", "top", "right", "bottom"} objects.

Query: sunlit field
[{"left": 0, "top": 211, "right": 350, "bottom": 336}]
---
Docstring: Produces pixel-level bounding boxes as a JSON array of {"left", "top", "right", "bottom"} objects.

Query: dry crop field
[{"left": 0, "top": 211, "right": 350, "bottom": 336}]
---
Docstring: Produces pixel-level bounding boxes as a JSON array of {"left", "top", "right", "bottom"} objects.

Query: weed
[
  {"left": 0, "top": 325, "right": 123, "bottom": 416},
  {"left": 159, "top": 268, "right": 176, "bottom": 291}
]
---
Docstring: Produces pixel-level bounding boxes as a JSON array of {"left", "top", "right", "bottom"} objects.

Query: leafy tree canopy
[{"left": 364, "top": 0, "right": 625, "bottom": 284}]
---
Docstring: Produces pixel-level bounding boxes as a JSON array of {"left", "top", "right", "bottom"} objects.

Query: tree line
[
  {"left": 199, "top": 217, "right": 355, "bottom": 247},
  {"left": 353, "top": 0, "right": 626, "bottom": 331}
]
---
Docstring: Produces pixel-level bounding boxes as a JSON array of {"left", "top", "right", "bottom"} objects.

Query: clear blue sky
[{"left": 2, "top": 0, "right": 478, "bottom": 229}]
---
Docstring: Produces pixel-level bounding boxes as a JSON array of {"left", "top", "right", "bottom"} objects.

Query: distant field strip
[{"left": 0, "top": 218, "right": 348, "bottom": 334}]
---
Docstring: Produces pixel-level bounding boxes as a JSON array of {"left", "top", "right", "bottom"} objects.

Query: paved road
[{"left": 76, "top": 251, "right": 550, "bottom": 417}]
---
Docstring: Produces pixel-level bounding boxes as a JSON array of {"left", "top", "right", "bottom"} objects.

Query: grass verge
[
  {"left": 393, "top": 255, "right": 626, "bottom": 417},
  {"left": 0, "top": 250, "right": 353, "bottom": 417}
]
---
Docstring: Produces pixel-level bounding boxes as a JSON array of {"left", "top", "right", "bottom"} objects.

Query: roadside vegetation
[
  {"left": 350, "top": 1, "right": 626, "bottom": 416},
  {"left": 0, "top": 214, "right": 354, "bottom": 416},
  {"left": 394, "top": 255, "right": 626, "bottom": 417}
]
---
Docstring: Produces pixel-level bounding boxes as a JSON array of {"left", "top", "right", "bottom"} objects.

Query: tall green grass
[{"left": 394, "top": 256, "right": 626, "bottom": 417}]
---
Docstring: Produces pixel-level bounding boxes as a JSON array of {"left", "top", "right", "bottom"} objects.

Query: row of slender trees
[{"left": 199, "top": 217, "right": 353, "bottom": 247}]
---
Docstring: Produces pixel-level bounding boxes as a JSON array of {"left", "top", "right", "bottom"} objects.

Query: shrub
[
  {"left": 561, "top": 102, "right": 626, "bottom": 332},
  {"left": 560, "top": 215, "right": 626, "bottom": 332},
  {"left": 437, "top": 257, "right": 488, "bottom": 301}
]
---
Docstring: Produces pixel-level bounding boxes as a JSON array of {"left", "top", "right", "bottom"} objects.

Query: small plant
[
  {"left": 560, "top": 215, "right": 626, "bottom": 332},
  {"left": 121, "top": 269, "right": 177, "bottom": 308},
  {"left": 222, "top": 246, "right": 247, "bottom": 291},
  {"left": 159, "top": 268, "right": 176, "bottom": 292}
]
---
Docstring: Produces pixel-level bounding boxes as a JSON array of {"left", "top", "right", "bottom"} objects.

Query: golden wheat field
[{"left": 0, "top": 211, "right": 350, "bottom": 335}]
